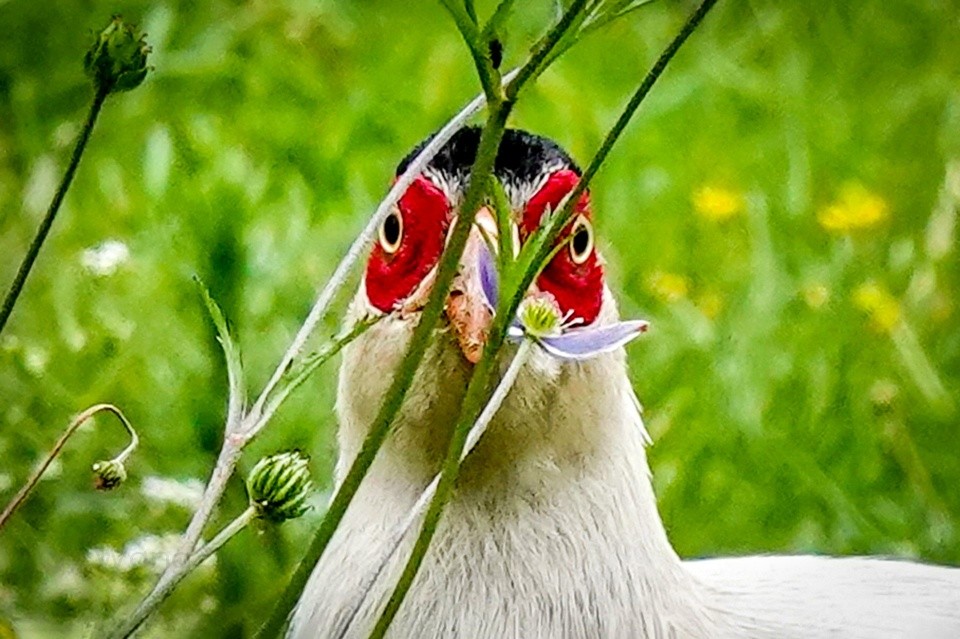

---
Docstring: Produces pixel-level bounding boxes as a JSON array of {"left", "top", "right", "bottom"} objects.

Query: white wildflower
[
  {"left": 81, "top": 239, "right": 130, "bottom": 276},
  {"left": 87, "top": 533, "right": 217, "bottom": 575},
  {"left": 141, "top": 475, "right": 204, "bottom": 510},
  {"left": 87, "top": 534, "right": 173, "bottom": 573}
]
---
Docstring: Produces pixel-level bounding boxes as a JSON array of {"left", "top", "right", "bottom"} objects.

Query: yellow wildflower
[
  {"left": 801, "top": 283, "right": 830, "bottom": 310},
  {"left": 647, "top": 271, "right": 690, "bottom": 303},
  {"left": 853, "top": 282, "right": 901, "bottom": 333},
  {"left": 693, "top": 185, "right": 744, "bottom": 222},
  {"left": 696, "top": 291, "right": 724, "bottom": 319},
  {"left": 818, "top": 182, "right": 889, "bottom": 233}
]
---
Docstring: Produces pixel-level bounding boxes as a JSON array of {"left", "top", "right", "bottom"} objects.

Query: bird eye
[
  {"left": 569, "top": 215, "right": 593, "bottom": 265},
  {"left": 379, "top": 210, "right": 403, "bottom": 254}
]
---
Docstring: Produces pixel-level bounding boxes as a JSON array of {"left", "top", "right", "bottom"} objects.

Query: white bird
[{"left": 290, "top": 128, "right": 960, "bottom": 638}]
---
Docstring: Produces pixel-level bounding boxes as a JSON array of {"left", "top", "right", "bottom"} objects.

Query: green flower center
[{"left": 518, "top": 294, "right": 564, "bottom": 338}]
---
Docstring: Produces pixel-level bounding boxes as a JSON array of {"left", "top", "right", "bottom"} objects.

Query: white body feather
[{"left": 289, "top": 288, "right": 960, "bottom": 638}]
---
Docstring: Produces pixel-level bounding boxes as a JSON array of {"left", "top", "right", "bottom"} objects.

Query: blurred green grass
[{"left": 1, "top": 0, "right": 958, "bottom": 636}]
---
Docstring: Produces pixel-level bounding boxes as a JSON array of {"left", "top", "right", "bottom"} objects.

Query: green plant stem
[
  {"left": 109, "top": 506, "right": 256, "bottom": 639},
  {"left": 335, "top": 340, "right": 533, "bottom": 638},
  {"left": 533, "top": 0, "right": 719, "bottom": 272},
  {"left": 368, "top": 2, "right": 720, "bottom": 634},
  {"left": 0, "top": 85, "right": 109, "bottom": 337},
  {"left": 151, "top": 321, "right": 373, "bottom": 600},
  {"left": 256, "top": 317, "right": 382, "bottom": 430},
  {"left": 366, "top": 255, "right": 524, "bottom": 639},
  {"left": 440, "top": 0, "right": 503, "bottom": 101},
  {"left": 0, "top": 403, "right": 135, "bottom": 531},
  {"left": 504, "top": 0, "right": 590, "bottom": 100},
  {"left": 464, "top": 0, "right": 478, "bottom": 23},
  {"left": 483, "top": 0, "right": 519, "bottom": 40},
  {"left": 254, "top": 100, "right": 513, "bottom": 639},
  {"left": 490, "top": 177, "right": 515, "bottom": 270}
]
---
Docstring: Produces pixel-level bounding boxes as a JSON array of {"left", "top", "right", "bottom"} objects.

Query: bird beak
[{"left": 446, "top": 207, "right": 497, "bottom": 364}]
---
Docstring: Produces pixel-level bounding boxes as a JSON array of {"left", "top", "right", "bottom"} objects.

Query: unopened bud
[
  {"left": 84, "top": 16, "right": 150, "bottom": 93},
  {"left": 92, "top": 459, "right": 127, "bottom": 491},
  {"left": 246, "top": 451, "right": 312, "bottom": 523}
]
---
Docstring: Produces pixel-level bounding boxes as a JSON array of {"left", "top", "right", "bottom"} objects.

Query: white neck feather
[
  {"left": 290, "top": 283, "right": 960, "bottom": 639},
  {"left": 289, "top": 288, "right": 743, "bottom": 638}
]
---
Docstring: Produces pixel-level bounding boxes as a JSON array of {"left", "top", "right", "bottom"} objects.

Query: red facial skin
[
  {"left": 521, "top": 169, "right": 604, "bottom": 325},
  {"left": 365, "top": 176, "right": 452, "bottom": 312}
]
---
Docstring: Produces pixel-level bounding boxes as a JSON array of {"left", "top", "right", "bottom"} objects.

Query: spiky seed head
[
  {"left": 92, "top": 459, "right": 127, "bottom": 491},
  {"left": 246, "top": 451, "right": 313, "bottom": 523}
]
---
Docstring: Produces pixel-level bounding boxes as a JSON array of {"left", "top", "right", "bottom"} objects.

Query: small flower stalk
[
  {"left": 84, "top": 16, "right": 151, "bottom": 94},
  {"left": 247, "top": 451, "right": 313, "bottom": 523},
  {"left": 90, "top": 404, "right": 139, "bottom": 491}
]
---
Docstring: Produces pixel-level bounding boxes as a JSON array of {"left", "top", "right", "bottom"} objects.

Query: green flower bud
[
  {"left": 92, "top": 459, "right": 127, "bottom": 491},
  {"left": 246, "top": 451, "right": 313, "bottom": 523},
  {"left": 84, "top": 16, "right": 151, "bottom": 93}
]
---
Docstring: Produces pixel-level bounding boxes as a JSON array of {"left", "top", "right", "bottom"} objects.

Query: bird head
[{"left": 336, "top": 127, "right": 634, "bottom": 484}]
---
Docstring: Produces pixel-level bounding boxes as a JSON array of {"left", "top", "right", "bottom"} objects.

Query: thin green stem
[
  {"left": 109, "top": 506, "right": 256, "bottom": 639},
  {"left": 249, "top": 316, "right": 381, "bottom": 438},
  {"left": 482, "top": 0, "right": 519, "bottom": 40},
  {"left": 366, "top": 339, "right": 533, "bottom": 637},
  {"left": 0, "top": 403, "right": 135, "bottom": 531},
  {"left": 465, "top": 0, "right": 478, "bottom": 23},
  {"left": 0, "top": 86, "right": 109, "bottom": 336},
  {"left": 440, "top": 0, "right": 503, "bottom": 102},
  {"left": 368, "top": 3, "right": 720, "bottom": 633},
  {"left": 366, "top": 281, "right": 526, "bottom": 639},
  {"left": 490, "top": 177, "right": 516, "bottom": 271},
  {"left": 255, "top": 103, "right": 514, "bottom": 639},
  {"left": 531, "top": 0, "right": 719, "bottom": 273},
  {"left": 336, "top": 340, "right": 533, "bottom": 638},
  {"left": 504, "top": 0, "right": 590, "bottom": 101}
]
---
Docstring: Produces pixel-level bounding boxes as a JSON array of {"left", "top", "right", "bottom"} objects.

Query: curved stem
[
  {"left": 0, "top": 403, "right": 135, "bottom": 531},
  {"left": 148, "top": 70, "right": 518, "bottom": 633},
  {"left": 336, "top": 340, "right": 533, "bottom": 638},
  {"left": 242, "top": 71, "right": 512, "bottom": 435},
  {"left": 109, "top": 506, "right": 256, "bottom": 639},
  {"left": 0, "top": 86, "right": 109, "bottom": 336},
  {"left": 255, "top": 99, "right": 514, "bottom": 639}
]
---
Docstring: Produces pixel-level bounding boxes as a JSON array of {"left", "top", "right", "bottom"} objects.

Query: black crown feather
[{"left": 396, "top": 127, "right": 581, "bottom": 189}]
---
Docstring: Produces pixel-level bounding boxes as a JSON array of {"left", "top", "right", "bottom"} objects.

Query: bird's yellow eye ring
[
  {"left": 379, "top": 210, "right": 403, "bottom": 254},
  {"left": 569, "top": 215, "right": 593, "bottom": 265}
]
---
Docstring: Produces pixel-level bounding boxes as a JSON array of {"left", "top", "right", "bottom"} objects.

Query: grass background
[{"left": 1, "top": 0, "right": 958, "bottom": 636}]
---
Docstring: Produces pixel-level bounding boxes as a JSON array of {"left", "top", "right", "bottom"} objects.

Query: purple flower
[{"left": 478, "top": 243, "right": 648, "bottom": 361}]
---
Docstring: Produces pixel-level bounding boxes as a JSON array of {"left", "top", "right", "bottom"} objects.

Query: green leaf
[{"left": 194, "top": 276, "right": 245, "bottom": 429}]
